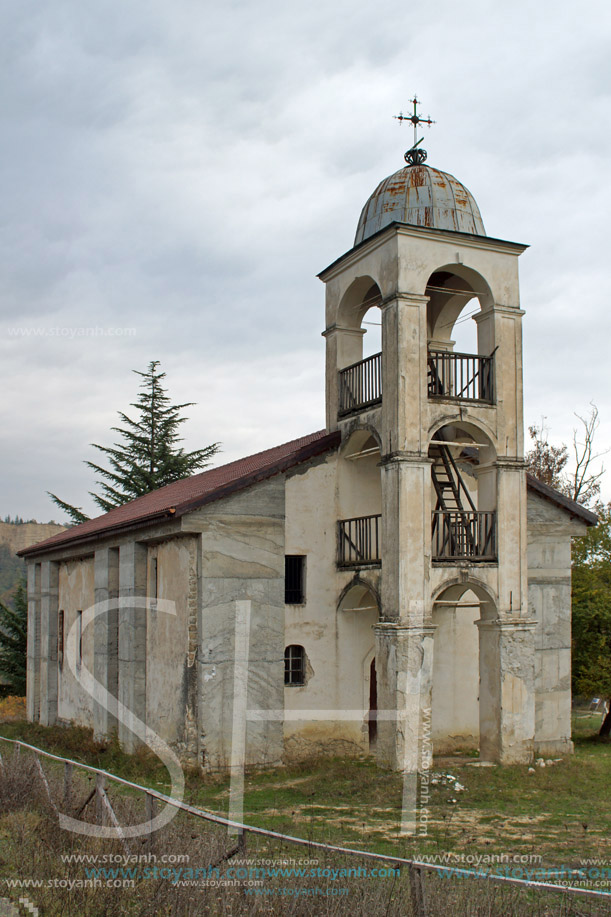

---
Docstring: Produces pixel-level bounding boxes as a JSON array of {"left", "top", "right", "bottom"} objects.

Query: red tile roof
[
  {"left": 19, "top": 430, "right": 341, "bottom": 557},
  {"left": 18, "top": 436, "right": 597, "bottom": 559}
]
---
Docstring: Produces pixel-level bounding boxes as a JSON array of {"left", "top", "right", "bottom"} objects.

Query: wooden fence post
[
  {"left": 409, "top": 864, "right": 428, "bottom": 917},
  {"left": 95, "top": 773, "right": 106, "bottom": 826}
]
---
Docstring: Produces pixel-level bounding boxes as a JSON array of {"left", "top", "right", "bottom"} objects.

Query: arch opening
[
  {"left": 431, "top": 580, "right": 497, "bottom": 758},
  {"left": 426, "top": 266, "right": 493, "bottom": 353},
  {"left": 429, "top": 423, "right": 497, "bottom": 562},
  {"left": 337, "top": 580, "right": 380, "bottom": 754},
  {"left": 338, "top": 431, "right": 382, "bottom": 567},
  {"left": 335, "top": 280, "right": 383, "bottom": 417},
  {"left": 426, "top": 267, "right": 496, "bottom": 405}
]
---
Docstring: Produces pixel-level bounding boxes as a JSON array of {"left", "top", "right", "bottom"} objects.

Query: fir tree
[
  {"left": 0, "top": 578, "right": 27, "bottom": 697},
  {"left": 49, "top": 361, "right": 220, "bottom": 524}
]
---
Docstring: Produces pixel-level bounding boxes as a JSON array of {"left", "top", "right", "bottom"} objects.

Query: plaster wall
[
  {"left": 57, "top": 556, "right": 95, "bottom": 727},
  {"left": 284, "top": 451, "right": 380, "bottom": 759},
  {"left": 145, "top": 537, "right": 198, "bottom": 749},
  {"left": 528, "top": 493, "right": 586, "bottom": 755},
  {"left": 186, "top": 478, "right": 286, "bottom": 771},
  {"left": 431, "top": 599, "right": 480, "bottom": 752}
]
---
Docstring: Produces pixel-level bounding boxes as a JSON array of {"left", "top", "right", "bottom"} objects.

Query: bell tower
[{"left": 319, "top": 107, "right": 536, "bottom": 771}]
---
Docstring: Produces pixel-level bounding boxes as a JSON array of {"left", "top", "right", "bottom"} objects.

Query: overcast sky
[{"left": 1, "top": 0, "right": 610, "bottom": 521}]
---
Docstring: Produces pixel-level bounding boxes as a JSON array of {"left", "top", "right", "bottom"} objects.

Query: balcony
[
  {"left": 432, "top": 511, "right": 497, "bottom": 562},
  {"left": 338, "top": 514, "right": 381, "bottom": 567},
  {"left": 338, "top": 352, "right": 382, "bottom": 417},
  {"left": 428, "top": 350, "right": 494, "bottom": 404}
]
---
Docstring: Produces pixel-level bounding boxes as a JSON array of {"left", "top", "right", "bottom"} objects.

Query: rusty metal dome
[{"left": 354, "top": 164, "right": 486, "bottom": 245}]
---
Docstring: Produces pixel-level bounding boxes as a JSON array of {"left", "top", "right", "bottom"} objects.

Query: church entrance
[{"left": 368, "top": 657, "right": 377, "bottom": 747}]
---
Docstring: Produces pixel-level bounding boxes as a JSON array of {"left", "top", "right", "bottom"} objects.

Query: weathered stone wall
[
  {"left": 528, "top": 492, "right": 587, "bottom": 755},
  {"left": 146, "top": 537, "right": 198, "bottom": 757},
  {"left": 284, "top": 451, "right": 381, "bottom": 760},
  {"left": 185, "top": 478, "right": 286, "bottom": 771},
  {"left": 431, "top": 599, "right": 480, "bottom": 753},
  {"left": 57, "top": 556, "right": 95, "bottom": 727}
]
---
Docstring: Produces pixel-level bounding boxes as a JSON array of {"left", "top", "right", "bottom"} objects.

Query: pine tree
[
  {"left": 0, "top": 578, "right": 27, "bottom": 697},
  {"left": 49, "top": 361, "right": 220, "bottom": 524}
]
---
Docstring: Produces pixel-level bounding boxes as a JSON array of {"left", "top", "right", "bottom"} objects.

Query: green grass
[{"left": 1, "top": 713, "right": 609, "bottom": 867}]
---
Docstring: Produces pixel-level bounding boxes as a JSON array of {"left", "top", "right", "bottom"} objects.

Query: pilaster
[
  {"left": 26, "top": 563, "right": 41, "bottom": 722},
  {"left": 495, "top": 459, "right": 528, "bottom": 616},
  {"left": 94, "top": 547, "right": 120, "bottom": 738},
  {"left": 380, "top": 294, "right": 429, "bottom": 455},
  {"left": 39, "top": 561, "right": 59, "bottom": 726},
  {"left": 374, "top": 622, "right": 436, "bottom": 772},
  {"left": 118, "top": 542, "right": 147, "bottom": 752},
  {"left": 380, "top": 454, "right": 432, "bottom": 623},
  {"left": 477, "top": 617, "right": 536, "bottom": 763},
  {"left": 323, "top": 324, "right": 366, "bottom": 430}
]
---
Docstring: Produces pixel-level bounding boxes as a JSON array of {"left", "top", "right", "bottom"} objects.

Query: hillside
[{"left": 0, "top": 521, "right": 67, "bottom": 606}]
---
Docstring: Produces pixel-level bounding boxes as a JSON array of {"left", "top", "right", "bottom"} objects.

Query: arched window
[{"left": 284, "top": 645, "right": 305, "bottom": 686}]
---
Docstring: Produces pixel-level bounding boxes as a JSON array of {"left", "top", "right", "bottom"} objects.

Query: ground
[{"left": 0, "top": 701, "right": 609, "bottom": 868}]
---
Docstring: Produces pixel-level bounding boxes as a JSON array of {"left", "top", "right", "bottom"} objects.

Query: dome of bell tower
[{"left": 354, "top": 163, "right": 486, "bottom": 245}]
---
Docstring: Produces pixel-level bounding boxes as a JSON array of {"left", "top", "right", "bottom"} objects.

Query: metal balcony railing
[
  {"left": 432, "top": 511, "right": 497, "bottom": 561},
  {"left": 338, "top": 514, "right": 381, "bottom": 567},
  {"left": 338, "top": 352, "right": 382, "bottom": 416},
  {"left": 428, "top": 350, "right": 494, "bottom": 403}
]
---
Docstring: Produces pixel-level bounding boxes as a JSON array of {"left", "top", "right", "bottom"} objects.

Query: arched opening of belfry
[
  {"left": 431, "top": 581, "right": 496, "bottom": 757},
  {"left": 336, "top": 278, "right": 383, "bottom": 417},
  {"left": 429, "top": 422, "right": 497, "bottom": 563},
  {"left": 426, "top": 265, "right": 494, "bottom": 359}
]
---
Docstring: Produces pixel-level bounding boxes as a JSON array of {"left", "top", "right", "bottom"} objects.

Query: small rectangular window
[
  {"left": 149, "top": 556, "right": 158, "bottom": 607},
  {"left": 77, "top": 610, "right": 83, "bottom": 668},
  {"left": 285, "top": 555, "right": 305, "bottom": 604},
  {"left": 58, "top": 610, "right": 64, "bottom": 668},
  {"left": 284, "top": 645, "right": 305, "bottom": 686}
]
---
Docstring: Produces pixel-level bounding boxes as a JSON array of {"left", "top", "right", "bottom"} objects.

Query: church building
[{"left": 20, "top": 117, "right": 596, "bottom": 772}]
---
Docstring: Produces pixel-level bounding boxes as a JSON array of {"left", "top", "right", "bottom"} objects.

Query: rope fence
[{"left": 1, "top": 733, "right": 609, "bottom": 916}]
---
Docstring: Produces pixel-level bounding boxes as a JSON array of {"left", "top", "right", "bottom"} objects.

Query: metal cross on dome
[{"left": 394, "top": 96, "right": 435, "bottom": 166}]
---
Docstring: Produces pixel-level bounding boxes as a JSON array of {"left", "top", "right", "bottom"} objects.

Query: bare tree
[
  {"left": 526, "top": 421, "right": 569, "bottom": 491},
  {"left": 570, "top": 404, "right": 607, "bottom": 506},
  {"left": 526, "top": 404, "right": 608, "bottom": 508}
]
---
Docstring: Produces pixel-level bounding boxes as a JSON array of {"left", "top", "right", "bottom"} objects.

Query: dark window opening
[
  {"left": 58, "top": 609, "right": 64, "bottom": 669},
  {"left": 150, "top": 556, "right": 158, "bottom": 606},
  {"left": 284, "top": 645, "right": 306, "bottom": 686},
  {"left": 285, "top": 555, "right": 305, "bottom": 604},
  {"left": 77, "top": 610, "right": 83, "bottom": 667}
]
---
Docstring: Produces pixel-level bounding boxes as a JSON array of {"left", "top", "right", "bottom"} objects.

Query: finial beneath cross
[{"left": 394, "top": 96, "right": 435, "bottom": 166}]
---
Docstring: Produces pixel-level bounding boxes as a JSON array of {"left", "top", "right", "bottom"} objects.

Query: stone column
[
  {"left": 39, "top": 561, "right": 59, "bottom": 726},
  {"left": 380, "top": 455, "right": 431, "bottom": 622},
  {"left": 495, "top": 459, "right": 528, "bottom": 616},
  {"left": 26, "top": 563, "right": 42, "bottom": 722},
  {"left": 478, "top": 617, "right": 537, "bottom": 763},
  {"left": 323, "top": 324, "right": 366, "bottom": 430},
  {"left": 118, "top": 542, "right": 147, "bottom": 752},
  {"left": 374, "top": 623, "right": 435, "bottom": 772},
  {"left": 94, "top": 547, "right": 120, "bottom": 739},
  {"left": 377, "top": 292, "right": 433, "bottom": 773},
  {"left": 474, "top": 303, "right": 525, "bottom": 458},
  {"left": 380, "top": 294, "right": 428, "bottom": 456}
]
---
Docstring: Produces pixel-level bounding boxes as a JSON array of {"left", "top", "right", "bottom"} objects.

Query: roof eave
[
  {"left": 526, "top": 473, "right": 598, "bottom": 526},
  {"left": 318, "top": 221, "right": 529, "bottom": 281},
  {"left": 18, "top": 432, "right": 342, "bottom": 560}
]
